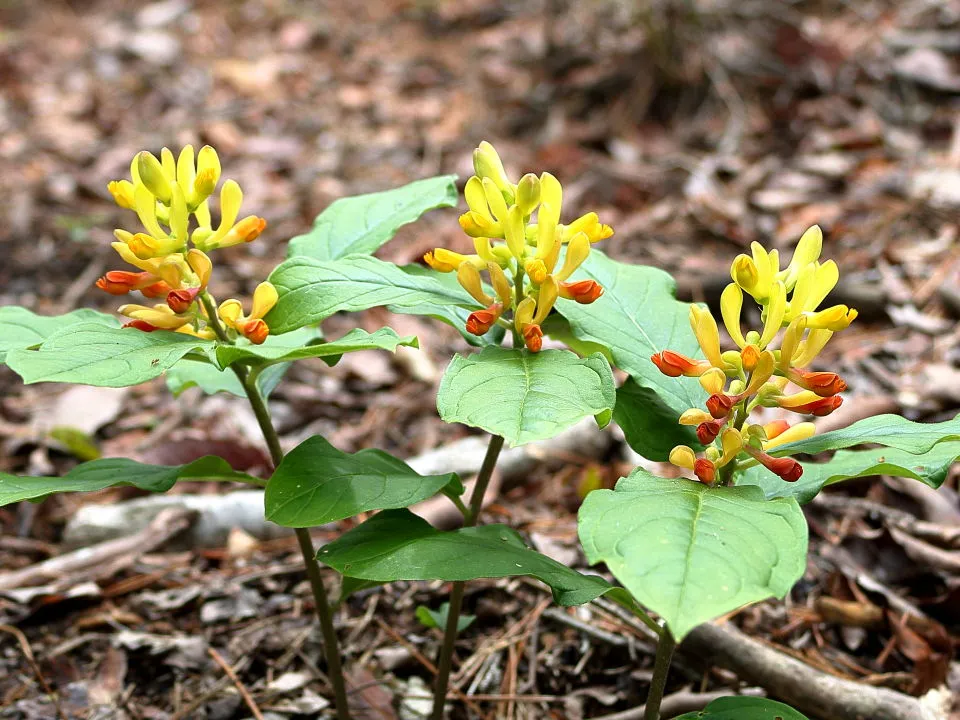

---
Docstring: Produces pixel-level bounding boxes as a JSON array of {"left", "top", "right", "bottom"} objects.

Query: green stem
[
  {"left": 643, "top": 625, "right": 676, "bottom": 720},
  {"left": 430, "top": 433, "right": 505, "bottom": 720},
  {"left": 201, "top": 292, "right": 352, "bottom": 720}
]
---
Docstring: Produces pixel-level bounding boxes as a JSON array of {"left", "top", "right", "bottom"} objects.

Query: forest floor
[{"left": 1, "top": 0, "right": 959, "bottom": 718}]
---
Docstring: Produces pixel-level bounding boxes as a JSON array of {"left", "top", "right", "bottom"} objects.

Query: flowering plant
[{"left": 1, "top": 142, "right": 957, "bottom": 720}]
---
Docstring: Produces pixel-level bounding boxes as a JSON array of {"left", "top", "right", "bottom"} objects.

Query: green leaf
[
  {"left": 770, "top": 413, "right": 960, "bottom": 457},
  {"left": 6, "top": 323, "right": 211, "bottom": 387},
  {"left": 266, "top": 255, "right": 491, "bottom": 342},
  {"left": 165, "top": 359, "right": 289, "bottom": 399},
  {"left": 0, "top": 456, "right": 260, "bottom": 506},
  {"left": 738, "top": 441, "right": 960, "bottom": 503},
  {"left": 578, "top": 469, "right": 807, "bottom": 640},
  {"left": 613, "top": 378, "right": 701, "bottom": 461},
  {"left": 673, "top": 697, "right": 808, "bottom": 720},
  {"left": 416, "top": 602, "right": 476, "bottom": 633},
  {"left": 554, "top": 250, "right": 707, "bottom": 436},
  {"left": 436, "top": 347, "right": 616, "bottom": 446},
  {"left": 265, "top": 436, "right": 463, "bottom": 527},
  {"left": 213, "top": 327, "right": 418, "bottom": 369},
  {"left": 287, "top": 175, "right": 458, "bottom": 260},
  {"left": 0, "top": 307, "right": 119, "bottom": 363},
  {"left": 319, "top": 509, "right": 614, "bottom": 606}
]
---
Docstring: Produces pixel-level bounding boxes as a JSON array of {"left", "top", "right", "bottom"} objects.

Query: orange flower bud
[
  {"left": 466, "top": 304, "right": 502, "bottom": 336},
  {"left": 787, "top": 368, "right": 847, "bottom": 397},
  {"left": 559, "top": 280, "right": 604, "bottom": 304},
  {"left": 706, "top": 393, "right": 737, "bottom": 419},
  {"left": 123, "top": 319, "right": 160, "bottom": 332},
  {"left": 96, "top": 270, "right": 155, "bottom": 295},
  {"left": 762, "top": 420, "right": 791, "bottom": 440},
  {"left": 166, "top": 287, "right": 200, "bottom": 314},
  {"left": 141, "top": 281, "right": 173, "bottom": 299},
  {"left": 522, "top": 324, "right": 543, "bottom": 352},
  {"left": 651, "top": 351, "right": 711, "bottom": 378},
  {"left": 780, "top": 394, "right": 842, "bottom": 416},
  {"left": 694, "top": 458, "right": 716, "bottom": 484},
  {"left": 764, "top": 456, "right": 803, "bottom": 482},
  {"left": 696, "top": 419, "right": 725, "bottom": 445},
  {"left": 241, "top": 318, "right": 270, "bottom": 344},
  {"left": 741, "top": 344, "right": 760, "bottom": 371}
]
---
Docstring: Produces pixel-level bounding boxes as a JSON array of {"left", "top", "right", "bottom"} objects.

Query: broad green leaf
[
  {"left": 287, "top": 175, "right": 458, "bottom": 260},
  {"left": 416, "top": 602, "right": 476, "bottom": 633},
  {"left": 266, "top": 255, "right": 492, "bottom": 344},
  {"left": 0, "top": 307, "right": 118, "bottom": 363},
  {"left": 213, "top": 327, "right": 417, "bottom": 369},
  {"left": 770, "top": 413, "right": 960, "bottom": 457},
  {"left": 265, "top": 436, "right": 462, "bottom": 527},
  {"left": 165, "top": 359, "right": 289, "bottom": 399},
  {"left": 674, "top": 697, "right": 808, "bottom": 720},
  {"left": 554, "top": 250, "right": 707, "bottom": 434},
  {"left": 6, "top": 323, "right": 211, "bottom": 387},
  {"left": 578, "top": 469, "right": 807, "bottom": 640},
  {"left": 319, "top": 509, "right": 614, "bottom": 606},
  {"left": 738, "top": 441, "right": 960, "bottom": 503},
  {"left": 436, "top": 347, "right": 616, "bottom": 446},
  {"left": 0, "top": 456, "right": 260, "bottom": 506},
  {"left": 613, "top": 378, "right": 701, "bottom": 461}
]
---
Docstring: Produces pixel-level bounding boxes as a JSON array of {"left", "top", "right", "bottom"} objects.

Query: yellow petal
[
  {"left": 473, "top": 141, "right": 514, "bottom": 202},
  {"left": 720, "top": 283, "right": 746, "bottom": 348},
  {"left": 176, "top": 145, "right": 195, "bottom": 199},
  {"left": 699, "top": 367, "right": 726, "bottom": 395},
  {"left": 689, "top": 305, "right": 724, "bottom": 369},
  {"left": 792, "top": 328, "right": 833, "bottom": 367},
  {"left": 504, "top": 205, "right": 526, "bottom": 259},
  {"left": 806, "top": 260, "right": 839, "bottom": 312},
  {"left": 805, "top": 305, "right": 857, "bottom": 331},
  {"left": 539, "top": 173, "right": 562, "bottom": 223},
  {"left": 743, "top": 350, "right": 775, "bottom": 395},
  {"left": 679, "top": 409, "right": 713, "bottom": 425},
  {"left": 718, "top": 428, "right": 743, "bottom": 465},
  {"left": 458, "top": 210, "right": 501, "bottom": 238},
  {"left": 514, "top": 296, "right": 536, "bottom": 329},
  {"left": 137, "top": 151, "right": 172, "bottom": 204},
  {"left": 187, "top": 249, "right": 212, "bottom": 288},
  {"left": 778, "top": 316, "right": 807, "bottom": 370},
  {"left": 669, "top": 445, "right": 696, "bottom": 470},
  {"left": 533, "top": 276, "right": 559, "bottom": 325},
  {"left": 487, "top": 262, "right": 513, "bottom": 305},
  {"left": 759, "top": 280, "right": 786, "bottom": 348},
  {"left": 250, "top": 282, "right": 279, "bottom": 319},
  {"left": 556, "top": 232, "right": 589, "bottom": 281},
  {"left": 169, "top": 185, "right": 189, "bottom": 243},
  {"left": 133, "top": 182, "right": 169, "bottom": 240},
  {"left": 195, "top": 145, "right": 221, "bottom": 198},
  {"left": 516, "top": 173, "right": 541, "bottom": 216},
  {"left": 108, "top": 180, "right": 136, "bottom": 210},
  {"left": 218, "top": 298, "right": 243, "bottom": 328},
  {"left": 482, "top": 177, "right": 510, "bottom": 222},
  {"left": 763, "top": 422, "right": 815, "bottom": 451},
  {"left": 457, "top": 262, "right": 493, "bottom": 305},
  {"left": 750, "top": 242, "right": 772, "bottom": 300}
]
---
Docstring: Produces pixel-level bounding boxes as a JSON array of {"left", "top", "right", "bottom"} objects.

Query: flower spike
[{"left": 662, "top": 227, "right": 855, "bottom": 486}]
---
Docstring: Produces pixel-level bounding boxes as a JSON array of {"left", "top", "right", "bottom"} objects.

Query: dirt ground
[{"left": 1, "top": 0, "right": 959, "bottom": 718}]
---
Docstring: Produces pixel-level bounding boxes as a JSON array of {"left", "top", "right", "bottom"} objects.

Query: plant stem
[
  {"left": 430, "top": 433, "right": 505, "bottom": 720},
  {"left": 200, "top": 292, "right": 352, "bottom": 720},
  {"left": 643, "top": 624, "right": 676, "bottom": 720}
]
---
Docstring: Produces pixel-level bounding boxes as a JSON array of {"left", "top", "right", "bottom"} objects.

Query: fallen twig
[
  {"left": 208, "top": 647, "right": 264, "bottom": 720},
  {"left": 0, "top": 508, "right": 194, "bottom": 591},
  {"left": 0, "top": 624, "right": 67, "bottom": 720},
  {"left": 680, "top": 622, "right": 938, "bottom": 720}
]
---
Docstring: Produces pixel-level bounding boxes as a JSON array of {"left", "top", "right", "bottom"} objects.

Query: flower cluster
[
  {"left": 97, "top": 146, "right": 275, "bottom": 343},
  {"left": 652, "top": 226, "right": 857, "bottom": 484},
  {"left": 423, "top": 142, "right": 612, "bottom": 351}
]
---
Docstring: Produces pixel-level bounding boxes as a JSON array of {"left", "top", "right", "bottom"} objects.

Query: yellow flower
[
  {"left": 689, "top": 305, "right": 725, "bottom": 369},
  {"left": 218, "top": 282, "right": 278, "bottom": 344},
  {"left": 118, "top": 303, "right": 192, "bottom": 330}
]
